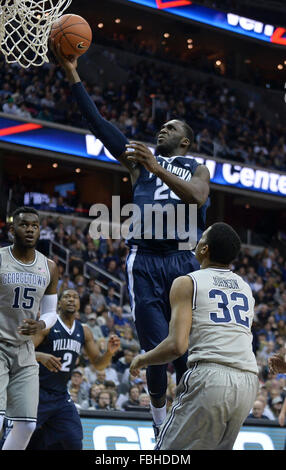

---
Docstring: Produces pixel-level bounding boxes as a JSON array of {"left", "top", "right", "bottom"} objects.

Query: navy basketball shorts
[
  {"left": 126, "top": 246, "right": 200, "bottom": 399},
  {"left": 27, "top": 389, "right": 83, "bottom": 450}
]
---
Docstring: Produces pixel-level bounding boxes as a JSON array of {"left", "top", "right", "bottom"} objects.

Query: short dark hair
[
  {"left": 12, "top": 206, "right": 39, "bottom": 222},
  {"left": 181, "top": 121, "right": 194, "bottom": 150},
  {"left": 206, "top": 223, "right": 241, "bottom": 265}
]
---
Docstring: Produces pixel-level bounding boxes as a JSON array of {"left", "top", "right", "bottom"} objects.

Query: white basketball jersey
[
  {"left": 187, "top": 267, "right": 258, "bottom": 374},
  {"left": 0, "top": 245, "right": 50, "bottom": 345}
]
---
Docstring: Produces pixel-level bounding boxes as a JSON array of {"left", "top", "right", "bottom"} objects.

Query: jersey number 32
[{"left": 209, "top": 289, "right": 250, "bottom": 328}]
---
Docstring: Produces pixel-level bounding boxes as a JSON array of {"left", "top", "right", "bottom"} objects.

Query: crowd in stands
[
  {"left": 2, "top": 212, "right": 286, "bottom": 421},
  {"left": 0, "top": 43, "right": 285, "bottom": 173}
]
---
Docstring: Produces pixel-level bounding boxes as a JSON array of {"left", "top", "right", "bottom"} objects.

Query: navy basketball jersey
[
  {"left": 126, "top": 155, "right": 209, "bottom": 252},
  {"left": 37, "top": 316, "right": 85, "bottom": 394}
]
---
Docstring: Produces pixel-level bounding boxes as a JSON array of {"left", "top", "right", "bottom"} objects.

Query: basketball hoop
[{"left": 0, "top": 0, "right": 72, "bottom": 68}]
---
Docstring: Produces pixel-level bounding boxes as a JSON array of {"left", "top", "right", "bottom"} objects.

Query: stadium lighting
[
  {"left": 188, "top": 44, "right": 193, "bottom": 49},
  {"left": 216, "top": 60, "right": 222, "bottom": 66},
  {"left": 277, "top": 64, "right": 283, "bottom": 70},
  {"left": 136, "top": 25, "right": 143, "bottom": 30},
  {"left": 75, "top": 168, "right": 81, "bottom": 173},
  {"left": 187, "top": 38, "right": 193, "bottom": 43},
  {"left": 26, "top": 163, "right": 32, "bottom": 169},
  {"left": 163, "top": 33, "right": 170, "bottom": 38},
  {"left": 98, "top": 23, "right": 104, "bottom": 28},
  {"left": 52, "top": 163, "right": 58, "bottom": 168},
  {"left": 115, "top": 18, "right": 121, "bottom": 23}
]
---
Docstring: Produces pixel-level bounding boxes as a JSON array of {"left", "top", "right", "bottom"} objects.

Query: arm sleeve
[
  {"left": 72, "top": 82, "right": 129, "bottom": 159},
  {"left": 39, "top": 294, "right": 58, "bottom": 330}
]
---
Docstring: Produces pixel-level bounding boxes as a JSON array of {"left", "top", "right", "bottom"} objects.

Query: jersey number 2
[{"left": 61, "top": 352, "right": 73, "bottom": 372}]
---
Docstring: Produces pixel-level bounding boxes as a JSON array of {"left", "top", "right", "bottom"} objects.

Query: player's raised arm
[
  {"left": 50, "top": 40, "right": 139, "bottom": 177},
  {"left": 130, "top": 276, "right": 193, "bottom": 377},
  {"left": 83, "top": 325, "right": 120, "bottom": 370}
]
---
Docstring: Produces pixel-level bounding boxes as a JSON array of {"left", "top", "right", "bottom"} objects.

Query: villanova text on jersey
[
  {"left": 37, "top": 317, "right": 85, "bottom": 395},
  {"left": 128, "top": 155, "right": 209, "bottom": 252}
]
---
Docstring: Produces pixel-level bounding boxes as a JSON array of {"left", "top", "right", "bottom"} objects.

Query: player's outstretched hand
[
  {"left": 49, "top": 38, "right": 78, "bottom": 75},
  {"left": 18, "top": 318, "right": 46, "bottom": 336},
  {"left": 107, "top": 334, "right": 121, "bottom": 355},
  {"left": 268, "top": 354, "right": 286, "bottom": 374},
  {"left": 125, "top": 142, "right": 160, "bottom": 174},
  {"left": 130, "top": 354, "right": 145, "bottom": 378}
]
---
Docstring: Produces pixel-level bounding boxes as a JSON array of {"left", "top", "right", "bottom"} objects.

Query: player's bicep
[
  {"left": 169, "top": 276, "right": 193, "bottom": 354},
  {"left": 191, "top": 165, "right": 210, "bottom": 207}
]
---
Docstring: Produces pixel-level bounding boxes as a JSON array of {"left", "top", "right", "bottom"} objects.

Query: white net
[{"left": 0, "top": 0, "right": 72, "bottom": 68}]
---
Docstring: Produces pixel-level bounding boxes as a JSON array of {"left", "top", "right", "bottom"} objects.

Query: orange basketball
[{"left": 50, "top": 14, "right": 92, "bottom": 57}]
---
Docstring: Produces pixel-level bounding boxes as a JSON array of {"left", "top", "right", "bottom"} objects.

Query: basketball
[{"left": 50, "top": 14, "right": 92, "bottom": 57}]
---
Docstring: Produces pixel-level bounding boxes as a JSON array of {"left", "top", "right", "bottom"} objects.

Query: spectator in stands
[
  {"left": 105, "top": 286, "right": 119, "bottom": 307},
  {"left": 114, "top": 348, "right": 135, "bottom": 376},
  {"left": 121, "top": 386, "right": 140, "bottom": 411},
  {"left": 120, "top": 325, "right": 140, "bottom": 351},
  {"left": 270, "top": 396, "right": 284, "bottom": 419},
  {"left": 257, "top": 341, "right": 276, "bottom": 366},
  {"left": 86, "top": 313, "right": 105, "bottom": 341},
  {"left": 2, "top": 97, "right": 19, "bottom": 115},
  {"left": 101, "top": 316, "right": 118, "bottom": 338},
  {"left": 138, "top": 393, "right": 151, "bottom": 409},
  {"left": 86, "top": 383, "right": 105, "bottom": 409},
  {"left": 112, "top": 306, "right": 130, "bottom": 335},
  {"left": 96, "top": 390, "right": 113, "bottom": 411},
  {"left": 90, "top": 284, "right": 107, "bottom": 312},
  {"left": 247, "top": 400, "right": 269, "bottom": 419},
  {"left": 83, "top": 240, "right": 99, "bottom": 263},
  {"left": 67, "top": 368, "right": 90, "bottom": 407}
]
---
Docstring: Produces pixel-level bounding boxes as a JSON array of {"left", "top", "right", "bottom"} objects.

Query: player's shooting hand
[
  {"left": 125, "top": 142, "right": 160, "bottom": 174},
  {"left": 49, "top": 38, "right": 78, "bottom": 74},
  {"left": 268, "top": 354, "right": 286, "bottom": 374},
  {"left": 18, "top": 319, "right": 46, "bottom": 336},
  {"left": 129, "top": 354, "right": 146, "bottom": 378},
  {"left": 107, "top": 335, "right": 121, "bottom": 355},
  {"left": 36, "top": 353, "right": 62, "bottom": 373}
]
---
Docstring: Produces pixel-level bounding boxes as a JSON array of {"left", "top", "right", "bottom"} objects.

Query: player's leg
[
  {"left": 156, "top": 363, "right": 258, "bottom": 450},
  {"left": 2, "top": 421, "right": 37, "bottom": 450},
  {"left": 165, "top": 251, "right": 200, "bottom": 384},
  {"left": 33, "top": 394, "right": 83, "bottom": 450},
  {"left": 26, "top": 388, "right": 58, "bottom": 450},
  {"left": 3, "top": 342, "right": 39, "bottom": 450},
  {"left": 216, "top": 370, "right": 259, "bottom": 450},
  {"left": 0, "top": 344, "right": 11, "bottom": 435},
  {"left": 126, "top": 249, "right": 170, "bottom": 432}
]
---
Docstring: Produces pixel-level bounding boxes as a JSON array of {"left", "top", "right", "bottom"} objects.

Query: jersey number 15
[{"left": 12, "top": 287, "right": 36, "bottom": 310}]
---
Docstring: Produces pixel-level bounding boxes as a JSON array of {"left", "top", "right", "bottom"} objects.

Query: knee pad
[{"left": 147, "top": 364, "right": 168, "bottom": 399}]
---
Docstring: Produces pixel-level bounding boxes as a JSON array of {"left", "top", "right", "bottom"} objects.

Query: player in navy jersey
[
  {"left": 0, "top": 289, "right": 121, "bottom": 450},
  {"left": 50, "top": 41, "right": 210, "bottom": 435}
]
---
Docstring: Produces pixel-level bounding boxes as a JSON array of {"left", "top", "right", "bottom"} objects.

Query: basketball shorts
[
  {"left": 27, "top": 388, "right": 83, "bottom": 449},
  {"left": 155, "top": 362, "right": 259, "bottom": 450},
  {"left": 0, "top": 340, "right": 39, "bottom": 422},
  {"left": 126, "top": 247, "right": 200, "bottom": 396},
  {"left": 126, "top": 247, "right": 200, "bottom": 351}
]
